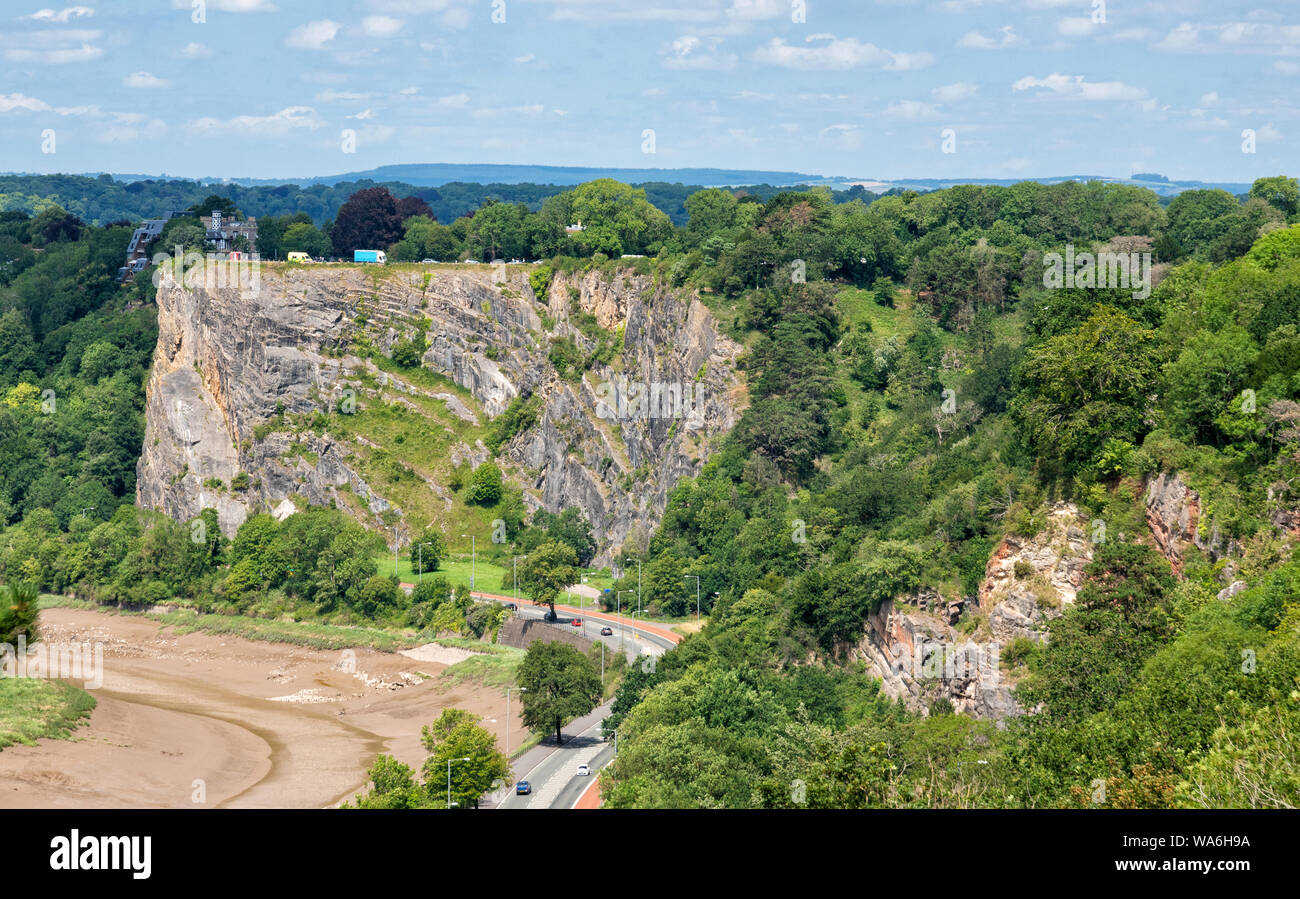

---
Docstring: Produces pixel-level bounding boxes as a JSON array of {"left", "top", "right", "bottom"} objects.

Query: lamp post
[
  {"left": 418, "top": 542, "right": 433, "bottom": 583},
  {"left": 617, "top": 590, "right": 634, "bottom": 651},
  {"left": 505, "top": 687, "right": 527, "bottom": 758},
  {"left": 461, "top": 533, "right": 476, "bottom": 589},
  {"left": 636, "top": 559, "right": 642, "bottom": 618},
  {"left": 447, "top": 756, "right": 471, "bottom": 808},
  {"left": 392, "top": 525, "right": 400, "bottom": 578},
  {"left": 684, "top": 575, "right": 701, "bottom": 622}
]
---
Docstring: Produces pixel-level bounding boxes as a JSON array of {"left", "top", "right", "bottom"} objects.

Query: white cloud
[
  {"left": 285, "top": 20, "right": 340, "bottom": 50},
  {"left": 316, "top": 90, "right": 374, "bottom": 101},
  {"left": 725, "top": 0, "right": 786, "bottom": 20},
  {"left": 190, "top": 106, "right": 324, "bottom": 135},
  {"left": 124, "top": 71, "right": 171, "bottom": 89},
  {"left": 23, "top": 7, "right": 94, "bottom": 23},
  {"left": 887, "top": 99, "right": 939, "bottom": 120},
  {"left": 1057, "top": 17, "right": 1094, "bottom": 37},
  {"left": 753, "top": 35, "right": 933, "bottom": 70},
  {"left": 1012, "top": 73, "right": 1147, "bottom": 101},
  {"left": 1157, "top": 21, "right": 1300, "bottom": 54},
  {"left": 932, "top": 81, "right": 977, "bottom": 102},
  {"left": 362, "top": 15, "right": 403, "bottom": 37},
  {"left": 957, "top": 25, "right": 1020, "bottom": 50},
  {"left": 437, "top": 93, "right": 469, "bottom": 107},
  {"left": 1276, "top": 60, "right": 1300, "bottom": 75},
  {"left": 1199, "top": 91, "right": 1219, "bottom": 106},
  {"left": 169, "top": 0, "right": 277, "bottom": 11},
  {"left": 178, "top": 41, "right": 213, "bottom": 58},
  {"left": 0, "top": 93, "right": 53, "bottom": 113},
  {"left": 5, "top": 43, "right": 101, "bottom": 63},
  {"left": 514, "top": 54, "right": 535, "bottom": 64},
  {"left": 663, "top": 35, "right": 737, "bottom": 70}
]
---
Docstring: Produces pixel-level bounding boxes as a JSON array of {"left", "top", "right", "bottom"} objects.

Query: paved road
[
  {"left": 492, "top": 701, "right": 615, "bottom": 809},
  {"left": 470, "top": 590, "right": 682, "bottom": 653},
  {"left": 510, "top": 603, "right": 661, "bottom": 663}
]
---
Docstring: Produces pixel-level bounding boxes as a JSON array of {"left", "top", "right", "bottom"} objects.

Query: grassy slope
[{"left": 0, "top": 678, "right": 96, "bottom": 750}]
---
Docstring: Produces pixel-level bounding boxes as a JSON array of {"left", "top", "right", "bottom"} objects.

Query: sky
[{"left": 0, "top": 0, "right": 1297, "bottom": 183}]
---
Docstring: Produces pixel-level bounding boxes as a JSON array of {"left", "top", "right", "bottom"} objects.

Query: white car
[{"left": 576, "top": 764, "right": 590, "bottom": 777}]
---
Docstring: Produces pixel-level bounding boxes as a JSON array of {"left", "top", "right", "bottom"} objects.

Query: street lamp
[
  {"left": 505, "top": 687, "right": 527, "bottom": 758},
  {"left": 392, "top": 525, "right": 401, "bottom": 578},
  {"left": 617, "top": 590, "right": 634, "bottom": 651},
  {"left": 418, "top": 542, "right": 434, "bottom": 583},
  {"left": 461, "top": 533, "right": 476, "bottom": 589},
  {"left": 447, "top": 756, "right": 471, "bottom": 808},
  {"left": 684, "top": 575, "right": 701, "bottom": 622}
]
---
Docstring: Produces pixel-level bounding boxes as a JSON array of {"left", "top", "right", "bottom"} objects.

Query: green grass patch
[
  {"left": 0, "top": 678, "right": 96, "bottom": 750},
  {"left": 438, "top": 646, "right": 525, "bottom": 688}
]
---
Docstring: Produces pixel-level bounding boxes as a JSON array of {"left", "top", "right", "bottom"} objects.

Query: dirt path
[{"left": 0, "top": 608, "right": 523, "bottom": 809}]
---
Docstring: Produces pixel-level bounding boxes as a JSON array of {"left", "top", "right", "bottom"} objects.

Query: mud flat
[{"left": 0, "top": 608, "right": 522, "bottom": 809}]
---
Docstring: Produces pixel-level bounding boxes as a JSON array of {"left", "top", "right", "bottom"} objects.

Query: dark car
[
  {"left": 543, "top": 610, "right": 558, "bottom": 622},
  {"left": 515, "top": 781, "right": 531, "bottom": 795},
  {"left": 504, "top": 603, "right": 517, "bottom": 611},
  {"left": 599, "top": 626, "right": 614, "bottom": 636}
]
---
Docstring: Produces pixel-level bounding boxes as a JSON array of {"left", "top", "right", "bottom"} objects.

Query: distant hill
[{"left": 208, "top": 163, "right": 828, "bottom": 189}]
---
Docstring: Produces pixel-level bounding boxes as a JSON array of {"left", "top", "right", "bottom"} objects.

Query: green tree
[
  {"left": 1249, "top": 176, "right": 1300, "bottom": 218},
  {"left": 518, "top": 641, "right": 602, "bottom": 744},
  {"left": 519, "top": 541, "right": 578, "bottom": 616},
  {"left": 420, "top": 708, "right": 511, "bottom": 808},
  {"left": 465, "top": 461, "right": 503, "bottom": 506},
  {"left": 0, "top": 581, "right": 39, "bottom": 645},
  {"left": 409, "top": 528, "right": 445, "bottom": 575}
]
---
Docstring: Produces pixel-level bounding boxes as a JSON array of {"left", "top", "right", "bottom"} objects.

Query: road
[
  {"left": 469, "top": 589, "right": 682, "bottom": 654},
  {"left": 396, "top": 585, "right": 682, "bottom": 808},
  {"left": 496, "top": 713, "right": 616, "bottom": 809}
]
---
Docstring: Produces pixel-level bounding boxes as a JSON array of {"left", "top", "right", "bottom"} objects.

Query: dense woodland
[{"left": 2, "top": 173, "right": 1299, "bottom": 807}]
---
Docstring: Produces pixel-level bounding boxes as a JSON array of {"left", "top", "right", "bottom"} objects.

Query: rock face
[
  {"left": 846, "top": 503, "right": 1093, "bottom": 721},
  {"left": 980, "top": 503, "right": 1093, "bottom": 644},
  {"left": 1144, "top": 471, "right": 1234, "bottom": 572},
  {"left": 137, "top": 263, "right": 744, "bottom": 560},
  {"left": 846, "top": 597, "right": 1018, "bottom": 720}
]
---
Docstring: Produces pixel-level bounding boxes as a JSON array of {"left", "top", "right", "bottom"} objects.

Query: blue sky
[{"left": 1, "top": 0, "right": 1296, "bottom": 182}]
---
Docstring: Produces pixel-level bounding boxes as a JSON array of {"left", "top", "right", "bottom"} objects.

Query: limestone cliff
[
  {"left": 136, "top": 262, "right": 744, "bottom": 560},
  {"left": 846, "top": 503, "right": 1093, "bottom": 720}
]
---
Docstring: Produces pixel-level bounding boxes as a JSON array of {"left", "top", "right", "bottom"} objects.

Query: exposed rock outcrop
[
  {"left": 1144, "top": 471, "right": 1236, "bottom": 572},
  {"left": 846, "top": 596, "right": 1018, "bottom": 720},
  {"left": 137, "top": 263, "right": 744, "bottom": 560},
  {"left": 846, "top": 503, "right": 1093, "bottom": 721}
]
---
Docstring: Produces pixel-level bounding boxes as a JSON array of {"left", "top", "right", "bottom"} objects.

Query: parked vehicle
[{"left": 353, "top": 249, "right": 387, "bottom": 264}]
